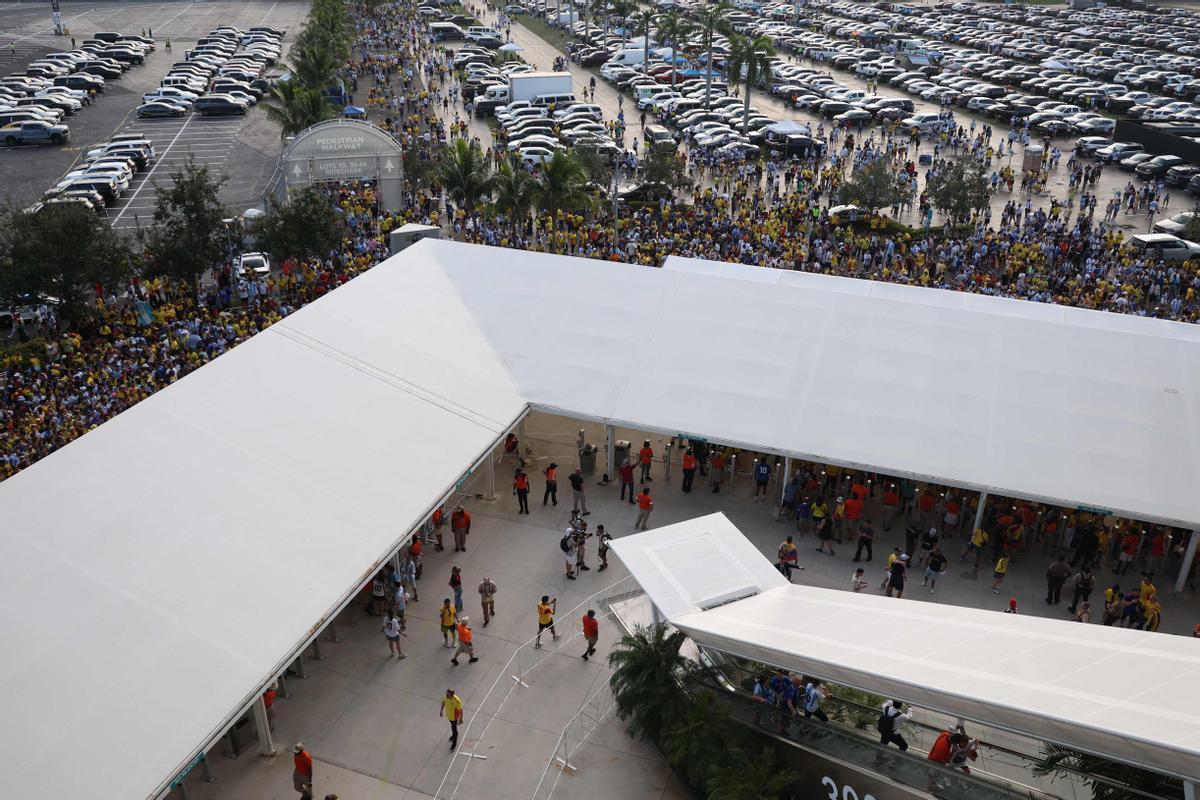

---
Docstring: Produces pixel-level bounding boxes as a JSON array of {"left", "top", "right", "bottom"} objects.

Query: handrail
[
  {"left": 692, "top": 675, "right": 1058, "bottom": 800},
  {"left": 702, "top": 654, "right": 1176, "bottom": 800}
]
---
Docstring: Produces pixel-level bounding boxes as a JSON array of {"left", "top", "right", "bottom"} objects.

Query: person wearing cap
[
  {"left": 292, "top": 743, "right": 313, "bottom": 799},
  {"left": 478, "top": 576, "right": 497, "bottom": 626},
  {"left": 452, "top": 617, "right": 477, "bottom": 665},
  {"left": 440, "top": 689, "right": 464, "bottom": 751}
]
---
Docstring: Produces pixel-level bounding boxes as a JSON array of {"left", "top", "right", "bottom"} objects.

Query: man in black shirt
[{"left": 568, "top": 468, "right": 590, "bottom": 516}]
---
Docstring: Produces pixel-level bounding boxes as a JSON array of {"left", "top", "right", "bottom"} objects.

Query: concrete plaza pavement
[{"left": 175, "top": 411, "right": 1197, "bottom": 800}]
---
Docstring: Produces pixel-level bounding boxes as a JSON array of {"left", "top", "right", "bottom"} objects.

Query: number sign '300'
[{"left": 823, "top": 776, "right": 879, "bottom": 800}]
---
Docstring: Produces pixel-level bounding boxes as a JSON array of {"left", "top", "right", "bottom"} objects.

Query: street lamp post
[{"left": 222, "top": 217, "right": 238, "bottom": 308}]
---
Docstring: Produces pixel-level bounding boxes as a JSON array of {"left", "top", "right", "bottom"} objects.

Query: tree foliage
[
  {"left": 1034, "top": 745, "right": 1184, "bottom": 800},
  {"left": 726, "top": 33, "right": 775, "bottom": 133},
  {"left": 490, "top": 159, "right": 536, "bottom": 234},
  {"left": 707, "top": 747, "right": 798, "bottom": 800},
  {"left": 439, "top": 139, "right": 494, "bottom": 213},
  {"left": 661, "top": 690, "right": 742, "bottom": 793},
  {"left": 839, "top": 158, "right": 908, "bottom": 215},
  {"left": 697, "top": 0, "right": 734, "bottom": 108},
  {"left": 926, "top": 157, "right": 991, "bottom": 224},
  {"left": 607, "top": 623, "right": 691, "bottom": 741},
  {"left": 264, "top": 77, "right": 337, "bottom": 139},
  {"left": 0, "top": 202, "right": 136, "bottom": 323},
  {"left": 144, "top": 160, "right": 229, "bottom": 290},
  {"left": 641, "top": 143, "right": 690, "bottom": 191},
  {"left": 250, "top": 187, "right": 343, "bottom": 265}
]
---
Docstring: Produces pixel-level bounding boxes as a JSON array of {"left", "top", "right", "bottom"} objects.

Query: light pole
[
  {"left": 50, "top": 0, "right": 63, "bottom": 35},
  {"left": 222, "top": 217, "right": 238, "bottom": 307}
]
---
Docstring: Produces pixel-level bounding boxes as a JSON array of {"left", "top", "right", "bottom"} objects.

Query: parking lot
[{"left": 0, "top": 0, "right": 310, "bottom": 215}]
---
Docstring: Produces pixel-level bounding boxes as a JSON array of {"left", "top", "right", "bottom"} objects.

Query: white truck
[{"left": 475, "top": 71, "right": 574, "bottom": 113}]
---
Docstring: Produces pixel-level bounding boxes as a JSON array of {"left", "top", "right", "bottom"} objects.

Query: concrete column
[
  {"left": 293, "top": 655, "right": 306, "bottom": 679},
  {"left": 605, "top": 424, "right": 615, "bottom": 478},
  {"left": 310, "top": 638, "right": 324, "bottom": 661},
  {"left": 972, "top": 490, "right": 989, "bottom": 536},
  {"left": 253, "top": 696, "right": 277, "bottom": 756},
  {"left": 1176, "top": 529, "right": 1198, "bottom": 593},
  {"left": 325, "top": 620, "right": 342, "bottom": 644}
]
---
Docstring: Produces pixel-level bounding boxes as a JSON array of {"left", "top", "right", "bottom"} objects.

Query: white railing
[
  {"left": 433, "top": 575, "right": 632, "bottom": 800},
  {"left": 529, "top": 676, "right": 617, "bottom": 800}
]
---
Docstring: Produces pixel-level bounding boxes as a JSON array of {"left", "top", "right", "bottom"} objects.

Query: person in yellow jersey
[
  {"left": 991, "top": 555, "right": 1010, "bottom": 594},
  {"left": 440, "top": 689, "right": 464, "bottom": 751},
  {"left": 439, "top": 599, "right": 458, "bottom": 648},
  {"left": 962, "top": 528, "right": 989, "bottom": 568},
  {"left": 535, "top": 595, "right": 559, "bottom": 649}
]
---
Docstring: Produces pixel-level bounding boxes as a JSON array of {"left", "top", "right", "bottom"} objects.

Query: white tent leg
[
  {"left": 1184, "top": 780, "right": 1195, "bottom": 800},
  {"left": 605, "top": 424, "right": 615, "bottom": 478},
  {"left": 1176, "top": 530, "right": 1198, "bottom": 593},
  {"left": 253, "top": 696, "right": 277, "bottom": 756},
  {"left": 780, "top": 457, "right": 791, "bottom": 505},
  {"left": 972, "top": 490, "right": 989, "bottom": 536},
  {"left": 485, "top": 447, "right": 496, "bottom": 500}
]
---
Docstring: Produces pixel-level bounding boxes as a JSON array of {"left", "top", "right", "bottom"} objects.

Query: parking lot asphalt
[
  {"left": 463, "top": 2, "right": 1191, "bottom": 231},
  {"left": 0, "top": 1, "right": 310, "bottom": 217}
]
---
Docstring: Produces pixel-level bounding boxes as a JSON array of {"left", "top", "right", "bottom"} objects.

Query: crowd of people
[{"left": 4, "top": 0, "right": 1200, "bottom": 488}]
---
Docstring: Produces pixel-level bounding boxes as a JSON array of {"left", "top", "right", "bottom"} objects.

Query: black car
[
  {"left": 193, "top": 96, "right": 246, "bottom": 116},
  {"left": 53, "top": 74, "right": 104, "bottom": 92},
  {"left": 618, "top": 182, "right": 675, "bottom": 203},
  {"left": 818, "top": 100, "right": 852, "bottom": 118},
  {"left": 76, "top": 62, "right": 122, "bottom": 79},
  {"left": 1187, "top": 173, "right": 1200, "bottom": 196},
  {"left": 1135, "top": 154, "right": 1185, "bottom": 178},
  {"left": 1165, "top": 164, "right": 1200, "bottom": 187}
]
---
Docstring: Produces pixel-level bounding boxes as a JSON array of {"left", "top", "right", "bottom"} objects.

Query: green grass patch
[{"left": 516, "top": 13, "right": 573, "bottom": 54}]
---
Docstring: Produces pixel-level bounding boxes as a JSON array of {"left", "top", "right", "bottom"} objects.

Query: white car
[
  {"left": 143, "top": 88, "right": 197, "bottom": 105},
  {"left": 1153, "top": 211, "right": 1198, "bottom": 235},
  {"left": 237, "top": 252, "right": 271, "bottom": 275},
  {"left": 637, "top": 91, "right": 680, "bottom": 110},
  {"left": 507, "top": 133, "right": 559, "bottom": 151},
  {"left": 519, "top": 145, "right": 557, "bottom": 164}
]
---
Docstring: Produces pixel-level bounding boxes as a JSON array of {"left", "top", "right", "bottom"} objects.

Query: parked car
[{"left": 1, "top": 119, "right": 69, "bottom": 146}]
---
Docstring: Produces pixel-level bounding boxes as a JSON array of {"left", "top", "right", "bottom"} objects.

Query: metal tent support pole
[
  {"left": 663, "top": 441, "right": 673, "bottom": 481},
  {"left": 253, "top": 696, "right": 277, "bottom": 756},
  {"left": 326, "top": 620, "right": 342, "bottom": 644},
  {"left": 276, "top": 674, "right": 288, "bottom": 699},
  {"left": 517, "top": 417, "right": 528, "bottom": 466},
  {"left": 1184, "top": 781, "right": 1196, "bottom": 800},
  {"left": 293, "top": 655, "right": 306, "bottom": 679},
  {"left": 605, "top": 424, "right": 615, "bottom": 478},
  {"left": 651, "top": 603, "right": 662, "bottom": 626},
  {"left": 199, "top": 753, "right": 215, "bottom": 783},
  {"left": 780, "top": 457, "right": 791, "bottom": 505},
  {"left": 310, "top": 638, "right": 324, "bottom": 661},
  {"left": 485, "top": 446, "right": 496, "bottom": 500},
  {"left": 972, "top": 490, "right": 989, "bottom": 536},
  {"left": 1176, "top": 529, "right": 1198, "bottom": 593}
]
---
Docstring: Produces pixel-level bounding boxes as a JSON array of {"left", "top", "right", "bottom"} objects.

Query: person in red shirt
[
  {"left": 263, "top": 686, "right": 277, "bottom": 731},
  {"left": 513, "top": 469, "right": 530, "bottom": 514},
  {"left": 409, "top": 537, "right": 423, "bottom": 580},
  {"left": 543, "top": 463, "right": 558, "bottom": 506},
  {"left": 636, "top": 488, "right": 654, "bottom": 530},
  {"left": 293, "top": 743, "right": 313, "bottom": 800},
  {"left": 581, "top": 609, "right": 600, "bottom": 660},
  {"left": 431, "top": 505, "right": 446, "bottom": 552},
  {"left": 843, "top": 495, "right": 864, "bottom": 527},
  {"left": 681, "top": 448, "right": 698, "bottom": 493},
  {"left": 917, "top": 489, "right": 936, "bottom": 530},
  {"left": 881, "top": 484, "right": 900, "bottom": 530},
  {"left": 638, "top": 440, "right": 654, "bottom": 482},
  {"left": 618, "top": 458, "right": 636, "bottom": 503},
  {"left": 709, "top": 451, "right": 726, "bottom": 493},
  {"left": 450, "top": 506, "right": 471, "bottom": 552}
]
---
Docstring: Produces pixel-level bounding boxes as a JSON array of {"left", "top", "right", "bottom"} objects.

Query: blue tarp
[{"left": 343, "top": 105, "right": 366, "bottom": 116}]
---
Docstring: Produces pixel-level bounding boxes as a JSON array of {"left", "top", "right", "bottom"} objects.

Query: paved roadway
[{"left": 0, "top": 1, "right": 311, "bottom": 220}]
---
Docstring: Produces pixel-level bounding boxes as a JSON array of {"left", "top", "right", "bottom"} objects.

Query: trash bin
[
  {"left": 579, "top": 443, "right": 597, "bottom": 474},
  {"left": 614, "top": 439, "right": 631, "bottom": 467},
  {"left": 1022, "top": 144, "right": 1043, "bottom": 173}
]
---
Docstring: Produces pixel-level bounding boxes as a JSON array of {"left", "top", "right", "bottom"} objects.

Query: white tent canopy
[
  {"left": 3, "top": 239, "right": 1200, "bottom": 798},
  {"left": 612, "top": 517, "right": 1200, "bottom": 780}
]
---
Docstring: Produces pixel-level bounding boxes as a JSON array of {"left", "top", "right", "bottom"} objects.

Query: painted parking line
[{"left": 111, "top": 112, "right": 195, "bottom": 225}]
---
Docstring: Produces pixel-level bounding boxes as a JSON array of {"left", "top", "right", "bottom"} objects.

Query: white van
[
  {"left": 607, "top": 49, "right": 647, "bottom": 67},
  {"left": 531, "top": 92, "right": 575, "bottom": 108}
]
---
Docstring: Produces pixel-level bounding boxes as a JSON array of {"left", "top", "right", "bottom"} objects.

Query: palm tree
[
  {"left": 657, "top": 11, "right": 697, "bottom": 89},
  {"left": 607, "top": 623, "right": 690, "bottom": 741},
  {"left": 439, "top": 139, "right": 494, "bottom": 216},
  {"left": 491, "top": 159, "right": 535, "bottom": 238},
  {"left": 609, "top": 0, "right": 638, "bottom": 44},
  {"left": 264, "top": 79, "right": 336, "bottom": 138},
  {"left": 707, "top": 747, "right": 798, "bottom": 800},
  {"left": 632, "top": 9, "right": 657, "bottom": 72},
  {"left": 661, "top": 691, "right": 741, "bottom": 793},
  {"left": 726, "top": 32, "right": 775, "bottom": 134},
  {"left": 529, "top": 151, "right": 592, "bottom": 252},
  {"left": 697, "top": 0, "right": 733, "bottom": 108},
  {"left": 291, "top": 41, "right": 342, "bottom": 92}
]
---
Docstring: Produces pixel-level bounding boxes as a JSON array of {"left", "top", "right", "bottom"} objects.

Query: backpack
[
  {"left": 877, "top": 708, "right": 896, "bottom": 735},
  {"left": 560, "top": 535, "right": 570, "bottom": 553}
]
